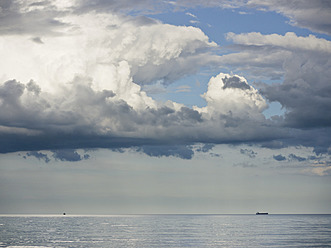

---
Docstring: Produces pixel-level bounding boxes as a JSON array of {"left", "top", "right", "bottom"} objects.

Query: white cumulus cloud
[{"left": 196, "top": 73, "right": 267, "bottom": 119}]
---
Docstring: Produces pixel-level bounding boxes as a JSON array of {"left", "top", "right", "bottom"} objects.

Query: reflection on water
[{"left": 0, "top": 214, "right": 330, "bottom": 247}]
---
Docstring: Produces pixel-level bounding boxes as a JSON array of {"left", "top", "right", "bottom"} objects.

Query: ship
[{"left": 256, "top": 212, "right": 268, "bottom": 215}]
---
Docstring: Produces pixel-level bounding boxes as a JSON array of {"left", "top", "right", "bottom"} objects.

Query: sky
[{"left": 0, "top": 0, "right": 331, "bottom": 214}]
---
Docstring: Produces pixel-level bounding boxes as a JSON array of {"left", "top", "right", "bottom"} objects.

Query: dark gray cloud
[
  {"left": 0, "top": 76, "right": 284, "bottom": 160},
  {"left": 260, "top": 54, "right": 331, "bottom": 129},
  {"left": 52, "top": 149, "right": 80, "bottom": 162},
  {"left": 288, "top": 153, "right": 306, "bottom": 162},
  {"left": 24, "top": 149, "right": 91, "bottom": 162},
  {"left": 308, "top": 155, "right": 319, "bottom": 161},
  {"left": 52, "top": 149, "right": 89, "bottom": 162},
  {"left": 137, "top": 145, "right": 195, "bottom": 160},
  {"left": 240, "top": 148, "right": 257, "bottom": 158},
  {"left": 222, "top": 32, "right": 331, "bottom": 155},
  {"left": 196, "top": 144, "right": 214, "bottom": 153},
  {"left": 24, "top": 149, "right": 90, "bottom": 163},
  {"left": 195, "top": 144, "right": 221, "bottom": 157},
  {"left": 1, "top": 75, "right": 310, "bottom": 160},
  {"left": 259, "top": 128, "right": 331, "bottom": 157},
  {"left": 26, "top": 80, "right": 41, "bottom": 95},
  {"left": 222, "top": 76, "right": 251, "bottom": 90},
  {"left": 209, "top": 153, "right": 221, "bottom": 158},
  {"left": 26, "top": 151, "right": 51, "bottom": 163},
  {"left": 273, "top": 153, "right": 310, "bottom": 162},
  {"left": 273, "top": 154, "right": 286, "bottom": 161},
  {"left": 74, "top": 0, "right": 243, "bottom": 15},
  {"left": 83, "top": 154, "right": 90, "bottom": 160},
  {"left": 247, "top": 0, "right": 331, "bottom": 35},
  {"left": 31, "top": 37, "right": 44, "bottom": 44},
  {"left": 0, "top": 0, "right": 70, "bottom": 36},
  {"left": 75, "top": 0, "right": 156, "bottom": 14},
  {"left": 0, "top": 79, "right": 25, "bottom": 103}
]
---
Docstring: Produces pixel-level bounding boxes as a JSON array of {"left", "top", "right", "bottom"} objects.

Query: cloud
[
  {"left": 31, "top": 37, "right": 44, "bottom": 44},
  {"left": 247, "top": 0, "right": 331, "bottom": 35},
  {"left": 273, "top": 154, "right": 286, "bottom": 161},
  {"left": 52, "top": 149, "right": 90, "bottom": 162},
  {"left": 0, "top": 0, "right": 71, "bottom": 36},
  {"left": 26, "top": 80, "right": 41, "bottom": 95},
  {"left": 142, "top": 81, "right": 167, "bottom": 95},
  {"left": 186, "top": 12, "right": 197, "bottom": 18},
  {"left": 175, "top": 85, "right": 191, "bottom": 93},
  {"left": 287, "top": 129, "right": 331, "bottom": 156},
  {"left": 137, "top": 145, "right": 194, "bottom": 159},
  {"left": 26, "top": 151, "right": 51, "bottom": 163},
  {"left": 137, "top": 143, "right": 218, "bottom": 159},
  {"left": 197, "top": 73, "right": 267, "bottom": 118},
  {"left": 240, "top": 148, "right": 257, "bottom": 158},
  {"left": 0, "top": 73, "right": 279, "bottom": 155},
  {"left": 0, "top": 11, "right": 218, "bottom": 94},
  {"left": 226, "top": 32, "right": 331, "bottom": 53},
  {"left": 125, "top": 24, "right": 218, "bottom": 85},
  {"left": 1, "top": 0, "right": 330, "bottom": 161},
  {"left": 261, "top": 54, "right": 331, "bottom": 129},
  {"left": 272, "top": 153, "right": 310, "bottom": 163},
  {"left": 162, "top": 1, "right": 331, "bottom": 35},
  {"left": 0, "top": 4, "right": 273, "bottom": 156},
  {"left": 223, "top": 32, "right": 331, "bottom": 80},
  {"left": 303, "top": 161, "right": 331, "bottom": 176},
  {"left": 171, "top": 0, "right": 245, "bottom": 9},
  {"left": 222, "top": 75, "right": 251, "bottom": 90},
  {"left": 174, "top": 1, "right": 331, "bottom": 35},
  {"left": 75, "top": 0, "right": 158, "bottom": 14},
  {"left": 288, "top": 153, "right": 306, "bottom": 162},
  {"left": 4, "top": 1, "right": 329, "bottom": 37},
  {"left": 220, "top": 32, "right": 331, "bottom": 155},
  {"left": 189, "top": 20, "right": 200, "bottom": 25},
  {"left": 24, "top": 149, "right": 90, "bottom": 162},
  {"left": 225, "top": 32, "right": 331, "bottom": 130},
  {"left": 195, "top": 144, "right": 214, "bottom": 153},
  {"left": 233, "top": 162, "right": 257, "bottom": 168}
]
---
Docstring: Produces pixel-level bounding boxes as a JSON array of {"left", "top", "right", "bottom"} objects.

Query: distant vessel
[
  {"left": 63, "top": 213, "right": 66, "bottom": 215},
  {"left": 256, "top": 212, "right": 268, "bottom": 215}
]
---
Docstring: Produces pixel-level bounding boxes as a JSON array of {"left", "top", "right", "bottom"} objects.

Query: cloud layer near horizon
[{"left": 0, "top": 0, "right": 331, "bottom": 161}]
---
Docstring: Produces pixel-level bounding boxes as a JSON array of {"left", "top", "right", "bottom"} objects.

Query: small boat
[
  {"left": 256, "top": 212, "right": 268, "bottom": 215},
  {"left": 63, "top": 213, "right": 66, "bottom": 215}
]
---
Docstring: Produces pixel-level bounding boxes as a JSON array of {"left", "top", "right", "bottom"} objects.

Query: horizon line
[{"left": 1, "top": 213, "right": 331, "bottom": 216}]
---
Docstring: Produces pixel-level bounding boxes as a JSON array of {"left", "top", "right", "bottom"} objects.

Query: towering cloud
[
  {"left": 0, "top": 72, "right": 275, "bottom": 154},
  {"left": 197, "top": 73, "right": 267, "bottom": 118},
  {"left": 0, "top": 0, "right": 330, "bottom": 161},
  {"left": 0, "top": 1, "right": 275, "bottom": 157},
  {"left": 0, "top": 10, "right": 217, "bottom": 104}
]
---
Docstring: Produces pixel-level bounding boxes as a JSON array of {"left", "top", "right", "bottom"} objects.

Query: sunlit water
[{"left": 0, "top": 214, "right": 330, "bottom": 247}]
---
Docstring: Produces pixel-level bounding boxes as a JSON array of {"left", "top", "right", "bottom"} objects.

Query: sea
[{"left": 0, "top": 214, "right": 330, "bottom": 247}]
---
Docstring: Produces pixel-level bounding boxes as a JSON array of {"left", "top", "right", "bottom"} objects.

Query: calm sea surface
[{"left": 0, "top": 214, "right": 330, "bottom": 247}]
